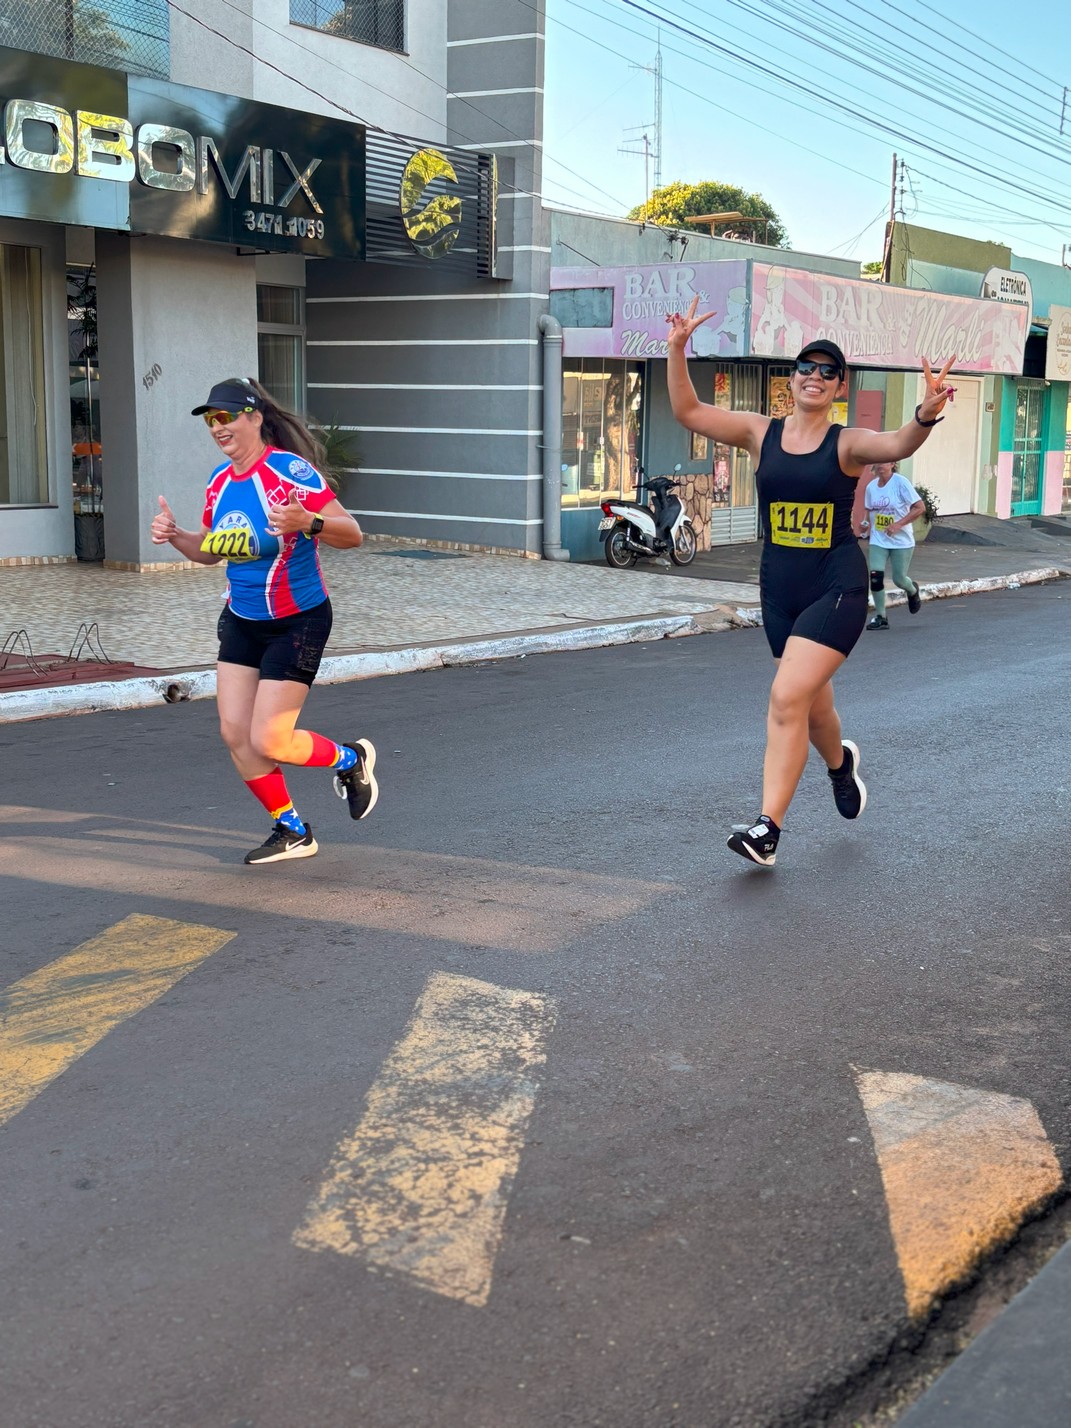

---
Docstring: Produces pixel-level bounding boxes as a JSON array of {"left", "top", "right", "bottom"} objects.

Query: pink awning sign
[
  {"left": 551, "top": 261, "right": 749, "bottom": 360},
  {"left": 751, "top": 265, "right": 1028, "bottom": 375}
]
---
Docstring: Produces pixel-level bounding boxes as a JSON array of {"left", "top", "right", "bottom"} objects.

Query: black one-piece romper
[{"left": 756, "top": 419, "right": 868, "bottom": 659}]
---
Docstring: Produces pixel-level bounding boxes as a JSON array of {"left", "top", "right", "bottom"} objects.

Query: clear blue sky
[{"left": 542, "top": 0, "right": 1071, "bottom": 268}]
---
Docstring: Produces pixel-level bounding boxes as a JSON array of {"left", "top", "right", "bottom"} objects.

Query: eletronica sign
[{"left": 0, "top": 47, "right": 366, "bottom": 257}]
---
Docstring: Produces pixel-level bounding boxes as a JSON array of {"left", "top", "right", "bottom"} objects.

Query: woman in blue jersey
[
  {"left": 666, "top": 300, "right": 953, "bottom": 867},
  {"left": 150, "top": 377, "right": 378, "bottom": 865}
]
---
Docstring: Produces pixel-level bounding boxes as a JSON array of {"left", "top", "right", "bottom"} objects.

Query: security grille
[
  {"left": 0, "top": 0, "right": 169, "bottom": 78},
  {"left": 289, "top": 0, "right": 404, "bottom": 53}
]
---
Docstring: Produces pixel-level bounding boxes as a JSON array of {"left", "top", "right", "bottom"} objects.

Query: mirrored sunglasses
[
  {"left": 795, "top": 358, "right": 841, "bottom": 381},
  {"left": 203, "top": 407, "right": 254, "bottom": 427}
]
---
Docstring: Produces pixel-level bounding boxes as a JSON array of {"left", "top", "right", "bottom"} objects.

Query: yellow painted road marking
[
  {"left": 0, "top": 914, "right": 236, "bottom": 1128},
  {"left": 855, "top": 1068, "right": 1063, "bottom": 1319},
  {"left": 294, "top": 971, "right": 556, "bottom": 1307}
]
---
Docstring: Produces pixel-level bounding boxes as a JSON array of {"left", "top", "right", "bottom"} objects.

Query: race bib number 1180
[{"left": 769, "top": 501, "right": 833, "bottom": 548}]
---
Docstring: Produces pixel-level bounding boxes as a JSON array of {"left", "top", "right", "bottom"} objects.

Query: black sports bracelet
[{"left": 914, "top": 403, "right": 944, "bottom": 428}]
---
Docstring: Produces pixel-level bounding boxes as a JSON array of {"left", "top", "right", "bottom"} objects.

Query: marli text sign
[{"left": 751, "top": 265, "right": 1028, "bottom": 375}]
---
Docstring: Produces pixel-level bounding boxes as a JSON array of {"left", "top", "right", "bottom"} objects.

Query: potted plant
[
  {"left": 309, "top": 419, "right": 362, "bottom": 495},
  {"left": 913, "top": 483, "right": 939, "bottom": 542}
]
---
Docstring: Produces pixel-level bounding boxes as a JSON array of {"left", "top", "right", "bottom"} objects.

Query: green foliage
[
  {"left": 310, "top": 419, "right": 361, "bottom": 493},
  {"left": 861, "top": 259, "right": 883, "bottom": 277},
  {"left": 914, "top": 483, "right": 939, "bottom": 525},
  {"left": 627, "top": 180, "right": 788, "bottom": 248}
]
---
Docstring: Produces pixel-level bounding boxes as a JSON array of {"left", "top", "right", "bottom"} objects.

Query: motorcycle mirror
[{"left": 673, "top": 463, "right": 682, "bottom": 472}]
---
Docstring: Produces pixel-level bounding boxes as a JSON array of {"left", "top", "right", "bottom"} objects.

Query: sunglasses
[
  {"left": 795, "top": 358, "right": 842, "bottom": 381},
  {"left": 203, "top": 407, "right": 254, "bottom": 428}
]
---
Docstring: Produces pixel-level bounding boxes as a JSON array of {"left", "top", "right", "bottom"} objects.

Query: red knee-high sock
[
  {"left": 301, "top": 732, "right": 346, "bottom": 767},
  {"left": 245, "top": 767, "right": 303, "bottom": 830}
]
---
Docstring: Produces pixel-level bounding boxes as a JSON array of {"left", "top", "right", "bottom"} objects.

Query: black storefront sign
[{"left": 0, "top": 47, "right": 366, "bottom": 259}]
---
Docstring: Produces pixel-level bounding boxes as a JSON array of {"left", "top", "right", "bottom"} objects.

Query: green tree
[
  {"left": 627, "top": 180, "right": 788, "bottom": 248},
  {"left": 69, "top": 2, "right": 130, "bottom": 68},
  {"left": 861, "top": 259, "right": 883, "bottom": 278}
]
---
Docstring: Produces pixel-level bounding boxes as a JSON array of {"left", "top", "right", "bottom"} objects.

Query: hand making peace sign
[
  {"left": 917, "top": 355, "right": 957, "bottom": 423},
  {"left": 665, "top": 295, "right": 717, "bottom": 353}
]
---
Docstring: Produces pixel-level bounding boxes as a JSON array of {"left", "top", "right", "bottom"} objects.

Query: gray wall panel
[
  {"left": 305, "top": 387, "right": 537, "bottom": 429},
  {"left": 447, "top": 41, "right": 543, "bottom": 93},
  {"left": 447, "top": 0, "right": 540, "bottom": 42},
  {"left": 343, "top": 471, "right": 539, "bottom": 518},
  {"left": 307, "top": 344, "right": 542, "bottom": 389}
]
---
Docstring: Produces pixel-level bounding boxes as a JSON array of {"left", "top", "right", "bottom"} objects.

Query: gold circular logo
[{"left": 400, "top": 149, "right": 462, "bottom": 259}]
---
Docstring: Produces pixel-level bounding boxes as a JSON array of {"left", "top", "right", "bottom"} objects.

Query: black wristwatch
[{"left": 308, "top": 514, "right": 325, "bottom": 536}]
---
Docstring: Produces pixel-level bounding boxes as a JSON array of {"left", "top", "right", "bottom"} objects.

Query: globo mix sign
[{"left": 0, "top": 46, "right": 366, "bottom": 257}]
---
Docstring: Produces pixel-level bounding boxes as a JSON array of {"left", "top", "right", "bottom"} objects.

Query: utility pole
[
  {"left": 881, "top": 152, "right": 897, "bottom": 283},
  {"left": 620, "top": 130, "right": 651, "bottom": 214},
  {"left": 624, "top": 36, "right": 664, "bottom": 205}
]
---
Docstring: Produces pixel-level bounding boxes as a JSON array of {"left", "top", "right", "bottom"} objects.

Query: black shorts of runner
[
  {"left": 760, "top": 585, "right": 867, "bottom": 659},
  {"left": 217, "top": 598, "right": 333, "bottom": 687}
]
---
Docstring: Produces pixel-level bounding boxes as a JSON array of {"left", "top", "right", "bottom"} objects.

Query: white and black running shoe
[
  {"left": 333, "top": 738, "right": 378, "bottom": 820},
  {"left": 727, "top": 817, "right": 779, "bottom": 867},
  {"left": 244, "top": 822, "right": 318, "bottom": 865},
  {"left": 828, "top": 739, "right": 867, "bottom": 819}
]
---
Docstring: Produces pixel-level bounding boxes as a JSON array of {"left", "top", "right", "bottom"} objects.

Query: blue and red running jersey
[{"left": 201, "top": 447, "right": 336, "bottom": 620}]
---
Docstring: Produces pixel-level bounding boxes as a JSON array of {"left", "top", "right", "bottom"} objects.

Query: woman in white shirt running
[{"left": 860, "top": 461, "right": 926, "bottom": 629}]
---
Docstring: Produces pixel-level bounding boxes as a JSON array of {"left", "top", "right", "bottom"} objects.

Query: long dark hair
[{"left": 226, "top": 376, "right": 338, "bottom": 490}]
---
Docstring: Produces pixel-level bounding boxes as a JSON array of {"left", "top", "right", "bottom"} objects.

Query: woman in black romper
[{"left": 666, "top": 299, "right": 954, "bottom": 867}]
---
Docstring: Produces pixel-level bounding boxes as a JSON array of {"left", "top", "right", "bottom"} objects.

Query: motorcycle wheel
[
  {"left": 605, "top": 525, "right": 638, "bottom": 569},
  {"left": 670, "top": 524, "right": 698, "bottom": 566}
]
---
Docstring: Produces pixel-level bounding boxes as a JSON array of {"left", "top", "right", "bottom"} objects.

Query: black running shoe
[
  {"left": 244, "top": 822, "right": 318, "bottom": 865},
  {"left": 333, "top": 738, "right": 378, "bottom": 820},
  {"left": 828, "top": 740, "right": 867, "bottom": 819},
  {"left": 907, "top": 582, "right": 922, "bottom": 615},
  {"left": 727, "top": 816, "right": 779, "bottom": 867},
  {"left": 867, "top": 614, "right": 889, "bottom": 630}
]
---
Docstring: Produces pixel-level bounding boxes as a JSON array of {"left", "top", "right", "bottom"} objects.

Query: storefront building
[
  {"left": 888, "top": 223, "right": 1071, "bottom": 521},
  {"left": 0, "top": 0, "right": 549, "bottom": 566},
  {"left": 550, "top": 213, "right": 1027, "bottom": 560}
]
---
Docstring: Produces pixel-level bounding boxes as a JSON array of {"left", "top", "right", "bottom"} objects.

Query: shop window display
[{"left": 562, "top": 360, "right": 641, "bottom": 509}]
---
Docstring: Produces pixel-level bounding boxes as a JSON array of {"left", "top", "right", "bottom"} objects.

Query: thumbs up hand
[
  {"left": 151, "top": 495, "right": 178, "bottom": 544},
  {"left": 267, "top": 487, "right": 311, "bottom": 536}
]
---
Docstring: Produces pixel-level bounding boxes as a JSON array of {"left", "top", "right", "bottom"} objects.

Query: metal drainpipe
[{"left": 538, "top": 313, "right": 569, "bottom": 560}]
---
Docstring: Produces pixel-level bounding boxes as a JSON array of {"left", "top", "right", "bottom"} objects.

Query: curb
[
  {"left": 730, "top": 566, "right": 1065, "bottom": 628},
  {"left": 0, "top": 612, "right": 705, "bottom": 725}
]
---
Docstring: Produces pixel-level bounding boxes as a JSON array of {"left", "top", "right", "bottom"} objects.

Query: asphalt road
[{"left": 1, "top": 584, "right": 1070, "bottom": 1428}]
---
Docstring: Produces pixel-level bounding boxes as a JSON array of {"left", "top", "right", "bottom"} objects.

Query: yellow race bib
[
  {"left": 873, "top": 512, "right": 894, "bottom": 531},
  {"left": 769, "top": 501, "right": 833, "bottom": 548},
  {"left": 201, "top": 528, "right": 256, "bottom": 561}
]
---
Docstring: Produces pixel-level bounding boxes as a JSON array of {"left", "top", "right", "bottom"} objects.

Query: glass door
[
  {"left": 68, "top": 265, "right": 104, "bottom": 560},
  {"left": 1011, "top": 381, "right": 1044, "bottom": 517}
]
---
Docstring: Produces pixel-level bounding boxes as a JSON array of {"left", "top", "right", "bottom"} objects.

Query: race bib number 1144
[{"left": 769, "top": 501, "right": 833, "bottom": 548}]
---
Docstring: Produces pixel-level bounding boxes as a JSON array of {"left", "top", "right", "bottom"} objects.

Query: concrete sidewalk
[
  {"left": 2, "top": 515, "right": 1069, "bottom": 723},
  {"left": 897, "top": 1237, "right": 1071, "bottom": 1426}
]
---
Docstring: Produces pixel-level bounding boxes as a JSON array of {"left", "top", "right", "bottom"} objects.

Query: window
[
  {"left": 257, "top": 285, "right": 305, "bottom": 415},
  {"left": 561, "top": 360, "right": 642, "bottom": 510},
  {"left": 290, "top": 0, "right": 404, "bottom": 52},
  {"left": 0, "top": 0, "right": 169, "bottom": 77},
  {"left": 0, "top": 245, "right": 48, "bottom": 506}
]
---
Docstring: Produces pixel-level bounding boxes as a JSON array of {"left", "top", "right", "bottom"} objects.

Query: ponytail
[{"left": 225, "top": 376, "right": 339, "bottom": 492}]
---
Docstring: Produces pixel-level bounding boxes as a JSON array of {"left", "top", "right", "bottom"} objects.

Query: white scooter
[{"left": 599, "top": 473, "right": 698, "bottom": 569}]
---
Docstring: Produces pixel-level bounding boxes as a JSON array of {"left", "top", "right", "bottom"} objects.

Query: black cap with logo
[
  {"left": 191, "top": 379, "right": 261, "bottom": 416},
  {"left": 794, "top": 339, "right": 847, "bottom": 377}
]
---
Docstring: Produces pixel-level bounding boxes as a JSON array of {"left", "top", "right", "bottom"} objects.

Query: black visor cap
[
  {"left": 191, "top": 381, "right": 260, "bottom": 416},
  {"left": 794, "top": 339, "right": 847, "bottom": 377}
]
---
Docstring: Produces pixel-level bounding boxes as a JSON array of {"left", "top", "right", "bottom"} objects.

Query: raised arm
[
  {"left": 841, "top": 356, "right": 956, "bottom": 470},
  {"left": 666, "top": 298, "right": 768, "bottom": 460}
]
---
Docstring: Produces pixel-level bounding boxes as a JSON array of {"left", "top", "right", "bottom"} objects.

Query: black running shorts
[
  {"left": 217, "top": 598, "right": 333, "bottom": 686},
  {"left": 760, "top": 586, "right": 867, "bottom": 660}
]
